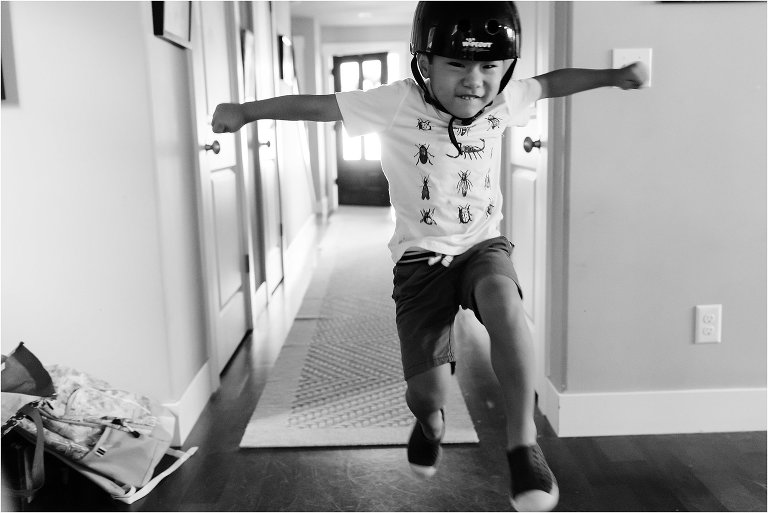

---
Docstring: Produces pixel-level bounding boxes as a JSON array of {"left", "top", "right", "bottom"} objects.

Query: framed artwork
[
  {"left": 151, "top": 1, "right": 192, "bottom": 49},
  {"left": 277, "top": 35, "right": 295, "bottom": 85}
]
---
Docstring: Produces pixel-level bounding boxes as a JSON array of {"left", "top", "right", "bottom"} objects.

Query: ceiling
[{"left": 289, "top": 1, "right": 417, "bottom": 27}]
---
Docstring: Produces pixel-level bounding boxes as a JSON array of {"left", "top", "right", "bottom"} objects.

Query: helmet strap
[{"left": 410, "top": 54, "right": 513, "bottom": 155}]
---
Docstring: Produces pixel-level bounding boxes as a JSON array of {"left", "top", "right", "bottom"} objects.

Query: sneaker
[
  {"left": 407, "top": 409, "right": 445, "bottom": 478},
  {"left": 507, "top": 444, "right": 559, "bottom": 512}
]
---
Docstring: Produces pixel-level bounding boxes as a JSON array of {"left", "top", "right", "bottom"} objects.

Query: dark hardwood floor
[
  {"left": 4, "top": 323, "right": 765, "bottom": 512},
  {"left": 3, "top": 208, "right": 766, "bottom": 511}
]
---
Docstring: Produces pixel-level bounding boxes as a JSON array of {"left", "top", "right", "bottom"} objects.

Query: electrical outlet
[
  {"left": 612, "top": 48, "right": 652, "bottom": 87},
  {"left": 694, "top": 304, "right": 722, "bottom": 344}
]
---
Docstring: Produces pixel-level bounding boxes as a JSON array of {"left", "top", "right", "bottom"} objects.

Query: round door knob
[
  {"left": 204, "top": 141, "right": 221, "bottom": 154},
  {"left": 523, "top": 137, "right": 541, "bottom": 153},
  {"left": 258, "top": 141, "right": 271, "bottom": 148}
]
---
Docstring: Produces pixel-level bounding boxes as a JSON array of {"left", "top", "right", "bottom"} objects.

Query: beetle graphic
[
  {"left": 458, "top": 204, "right": 472, "bottom": 224},
  {"left": 486, "top": 115, "right": 501, "bottom": 130},
  {"left": 420, "top": 174, "right": 431, "bottom": 200},
  {"left": 484, "top": 170, "right": 491, "bottom": 190},
  {"left": 414, "top": 144, "right": 435, "bottom": 165},
  {"left": 420, "top": 208, "right": 437, "bottom": 225},
  {"left": 456, "top": 170, "right": 473, "bottom": 197},
  {"left": 417, "top": 118, "right": 432, "bottom": 131}
]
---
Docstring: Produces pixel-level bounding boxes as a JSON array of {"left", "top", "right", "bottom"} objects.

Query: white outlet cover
[
  {"left": 694, "top": 304, "right": 722, "bottom": 344},
  {"left": 612, "top": 48, "right": 652, "bottom": 87}
]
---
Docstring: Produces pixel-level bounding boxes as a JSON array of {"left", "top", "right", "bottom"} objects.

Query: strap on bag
[
  {"left": 112, "top": 447, "right": 199, "bottom": 504},
  {"left": 5, "top": 403, "right": 46, "bottom": 498}
]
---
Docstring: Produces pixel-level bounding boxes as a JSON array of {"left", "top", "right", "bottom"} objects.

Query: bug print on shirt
[
  {"left": 486, "top": 115, "right": 501, "bottom": 130},
  {"left": 456, "top": 170, "right": 473, "bottom": 197},
  {"left": 414, "top": 143, "right": 435, "bottom": 165},
  {"left": 484, "top": 170, "right": 491, "bottom": 190},
  {"left": 416, "top": 118, "right": 433, "bottom": 131},
  {"left": 458, "top": 205, "right": 472, "bottom": 224},
  {"left": 420, "top": 174, "right": 431, "bottom": 200},
  {"left": 420, "top": 208, "right": 437, "bottom": 225},
  {"left": 452, "top": 125, "right": 471, "bottom": 137},
  {"left": 485, "top": 199, "right": 495, "bottom": 218},
  {"left": 446, "top": 139, "right": 486, "bottom": 160}
]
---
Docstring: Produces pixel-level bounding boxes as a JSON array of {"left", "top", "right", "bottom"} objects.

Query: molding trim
[
  {"left": 541, "top": 380, "right": 767, "bottom": 437},
  {"left": 163, "top": 361, "right": 213, "bottom": 446}
]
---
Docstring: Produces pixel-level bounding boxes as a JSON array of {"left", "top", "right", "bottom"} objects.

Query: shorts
[{"left": 391, "top": 236, "right": 523, "bottom": 380}]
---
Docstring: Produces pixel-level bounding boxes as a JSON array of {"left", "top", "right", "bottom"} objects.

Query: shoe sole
[
  {"left": 409, "top": 462, "right": 438, "bottom": 478},
  {"left": 510, "top": 483, "right": 559, "bottom": 512}
]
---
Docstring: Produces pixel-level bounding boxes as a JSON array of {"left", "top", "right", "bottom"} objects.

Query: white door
[
  {"left": 190, "top": 1, "right": 250, "bottom": 376},
  {"left": 252, "top": 1, "right": 284, "bottom": 295},
  {"left": 502, "top": 2, "right": 553, "bottom": 402}
]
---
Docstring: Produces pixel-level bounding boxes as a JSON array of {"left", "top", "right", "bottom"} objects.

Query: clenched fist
[{"left": 212, "top": 103, "right": 246, "bottom": 133}]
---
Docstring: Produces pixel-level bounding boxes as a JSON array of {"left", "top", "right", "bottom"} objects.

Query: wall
[
  {"left": 1, "top": 2, "right": 207, "bottom": 413},
  {"left": 560, "top": 2, "right": 766, "bottom": 395}
]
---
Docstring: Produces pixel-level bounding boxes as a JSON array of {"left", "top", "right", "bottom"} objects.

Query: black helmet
[{"left": 410, "top": 1, "right": 521, "bottom": 61}]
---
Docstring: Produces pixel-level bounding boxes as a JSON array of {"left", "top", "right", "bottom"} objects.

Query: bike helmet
[{"left": 409, "top": 1, "right": 522, "bottom": 154}]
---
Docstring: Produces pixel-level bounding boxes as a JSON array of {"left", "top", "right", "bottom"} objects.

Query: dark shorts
[{"left": 391, "top": 236, "right": 523, "bottom": 380}]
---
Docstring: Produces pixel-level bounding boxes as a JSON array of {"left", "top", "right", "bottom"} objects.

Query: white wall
[
  {"left": 1, "top": 2, "right": 206, "bottom": 410},
  {"left": 560, "top": 1, "right": 766, "bottom": 393}
]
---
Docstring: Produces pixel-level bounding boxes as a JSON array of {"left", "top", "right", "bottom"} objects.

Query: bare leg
[
  {"left": 405, "top": 363, "right": 451, "bottom": 439},
  {"left": 474, "top": 275, "right": 537, "bottom": 450}
]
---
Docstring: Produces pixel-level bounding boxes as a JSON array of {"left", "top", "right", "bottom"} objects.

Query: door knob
[
  {"left": 204, "top": 141, "right": 221, "bottom": 154},
  {"left": 523, "top": 137, "right": 541, "bottom": 153},
  {"left": 258, "top": 141, "right": 271, "bottom": 148}
]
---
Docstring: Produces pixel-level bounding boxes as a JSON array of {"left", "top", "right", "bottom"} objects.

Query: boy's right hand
[{"left": 212, "top": 103, "right": 246, "bottom": 133}]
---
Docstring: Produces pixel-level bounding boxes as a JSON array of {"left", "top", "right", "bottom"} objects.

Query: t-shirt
[{"left": 335, "top": 77, "right": 542, "bottom": 263}]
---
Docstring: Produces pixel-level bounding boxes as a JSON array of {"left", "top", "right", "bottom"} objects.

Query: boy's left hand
[{"left": 615, "top": 62, "right": 649, "bottom": 89}]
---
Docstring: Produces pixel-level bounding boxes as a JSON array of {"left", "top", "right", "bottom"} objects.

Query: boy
[{"left": 213, "top": 2, "right": 647, "bottom": 510}]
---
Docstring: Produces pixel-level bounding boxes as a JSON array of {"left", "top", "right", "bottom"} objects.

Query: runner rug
[{"left": 239, "top": 208, "right": 479, "bottom": 448}]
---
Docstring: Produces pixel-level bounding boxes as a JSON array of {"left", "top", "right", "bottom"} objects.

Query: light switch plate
[{"left": 612, "top": 48, "right": 652, "bottom": 87}]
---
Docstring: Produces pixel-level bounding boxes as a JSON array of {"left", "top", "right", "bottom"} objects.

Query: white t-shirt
[{"left": 336, "top": 78, "right": 542, "bottom": 263}]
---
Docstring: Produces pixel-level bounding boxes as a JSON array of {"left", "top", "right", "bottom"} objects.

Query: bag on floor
[{"left": 2, "top": 343, "right": 197, "bottom": 504}]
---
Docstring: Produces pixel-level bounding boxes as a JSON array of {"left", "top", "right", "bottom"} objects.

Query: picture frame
[
  {"left": 277, "top": 35, "right": 295, "bottom": 84},
  {"left": 151, "top": 1, "right": 192, "bottom": 49}
]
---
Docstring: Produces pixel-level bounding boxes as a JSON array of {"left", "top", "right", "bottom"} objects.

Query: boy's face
[{"left": 418, "top": 54, "right": 512, "bottom": 119}]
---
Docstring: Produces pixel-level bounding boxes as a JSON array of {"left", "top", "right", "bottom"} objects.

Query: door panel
[
  {"left": 191, "top": 1, "right": 250, "bottom": 376},
  {"left": 504, "top": 2, "right": 552, "bottom": 395},
  {"left": 252, "top": 2, "right": 284, "bottom": 295}
]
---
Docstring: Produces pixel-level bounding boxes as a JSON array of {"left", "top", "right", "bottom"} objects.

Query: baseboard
[
  {"left": 541, "top": 380, "right": 767, "bottom": 437},
  {"left": 283, "top": 216, "right": 320, "bottom": 321},
  {"left": 163, "top": 361, "right": 213, "bottom": 446}
]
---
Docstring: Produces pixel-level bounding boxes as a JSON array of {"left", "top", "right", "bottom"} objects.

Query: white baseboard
[
  {"left": 163, "top": 361, "right": 213, "bottom": 446},
  {"left": 541, "top": 380, "right": 767, "bottom": 437}
]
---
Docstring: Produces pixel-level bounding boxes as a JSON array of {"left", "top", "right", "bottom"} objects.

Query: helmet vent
[{"left": 485, "top": 19, "right": 500, "bottom": 35}]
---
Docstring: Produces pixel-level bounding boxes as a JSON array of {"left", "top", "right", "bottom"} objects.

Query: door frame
[
  {"left": 189, "top": 1, "right": 255, "bottom": 389},
  {"left": 500, "top": 1, "right": 566, "bottom": 419}
]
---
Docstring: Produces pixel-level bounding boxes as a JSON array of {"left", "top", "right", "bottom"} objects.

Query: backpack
[{"left": 2, "top": 344, "right": 197, "bottom": 504}]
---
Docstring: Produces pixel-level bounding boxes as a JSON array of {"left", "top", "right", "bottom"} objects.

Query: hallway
[{"left": 5, "top": 207, "right": 766, "bottom": 512}]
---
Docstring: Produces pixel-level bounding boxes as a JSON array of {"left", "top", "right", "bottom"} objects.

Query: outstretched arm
[
  {"left": 212, "top": 94, "right": 342, "bottom": 133},
  {"left": 534, "top": 62, "right": 648, "bottom": 99}
]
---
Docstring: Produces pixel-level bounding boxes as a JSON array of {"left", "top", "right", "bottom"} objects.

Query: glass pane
[
  {"left": 363, "top": 134, "right": 381, "bottom": 161},
  {"left": 342, "top": 126, "right": 361, "bottom": 161},
  {"left": 339, "top": 62, "right": 360, "bottom": 92},
  {"left": 387, "top": 52, "right": 400, "bottom": 82},
  {"left": 361, "top": 59, "right": 381, "bottom": 90}
]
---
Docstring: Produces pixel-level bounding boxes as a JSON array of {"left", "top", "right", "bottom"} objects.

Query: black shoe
[
  {"left": 407, "top": 409, "right": 445, "bottom": 478},
  {"left": 507, "top": 444, "right": 559, "bottom": 512}
]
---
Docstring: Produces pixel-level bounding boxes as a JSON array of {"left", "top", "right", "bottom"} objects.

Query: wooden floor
[{"left": 3, "top": 208, "right": 766, "bottom": 512}]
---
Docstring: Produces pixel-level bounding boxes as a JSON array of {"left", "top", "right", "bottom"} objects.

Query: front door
[
  {"left": 503, "top": 2, "right": 553, "bottom": 401},
  {"left": 190, "top": 1, "right": 250, "bottom": 376},
  {"left": 333, "top": 53, "right": 390, "bottom": 206}
]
